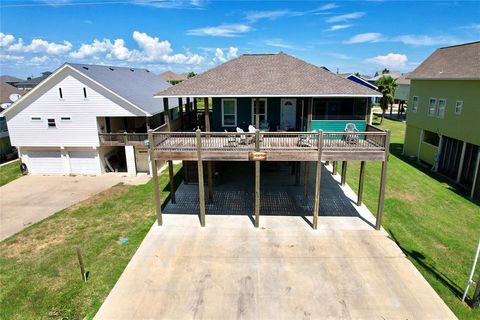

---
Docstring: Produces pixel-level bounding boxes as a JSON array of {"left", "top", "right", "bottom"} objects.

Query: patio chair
[
  {"left": 225, "top": 129, "right": 237, "bottom": 147},
  {"left": 343, "top": 123, "right": 359, "bottom": 144},
  {"left": 297, "top": 130, "right": 318, "bottom": 147},
  {"left": 236, "top": 127, "right": 247, "bottom": 145}
]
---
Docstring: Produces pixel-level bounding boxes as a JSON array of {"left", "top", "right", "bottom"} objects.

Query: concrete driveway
[
  {"left": 0, "top": 174, "right": 148, "bottom": 241},
  {"left": 95, "top": 173, "right": 456, "bottom": 320}
]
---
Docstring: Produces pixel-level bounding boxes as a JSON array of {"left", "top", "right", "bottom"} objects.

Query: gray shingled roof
[
  {"left": 396, "top": 73, "right": 411, "bottom": 85},
  {"left": 68, "top": 63, "right": 176, "bottom": 115},
  {"left": 160, "top": 70, "right": 188, "bottom": 82},
  {"left": 155, "top": 53, "right": 380, "bottom": 97},
  {"left": 408, "top": 41, "right": 480, "bottom": 80}
]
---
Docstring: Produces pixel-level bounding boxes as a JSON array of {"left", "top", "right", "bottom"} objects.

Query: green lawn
[
  {"left": 0, "top": 160, "right": 22, "bottom": 187},
  {"left": 345, "top": 117, "right": 480, "bottom": 319},
  {"left": 0, "top": 164, "right": 182, "bottom": 320}
]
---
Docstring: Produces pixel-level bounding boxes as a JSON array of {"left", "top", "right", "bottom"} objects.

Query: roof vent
[
  {"left": 109, "top": 67, "right": 114, "bottom": 71},
  {"left": 82, "top": 66, "right": 89, "bottom": 70},
  {"left": 146, "top": 69, "right": 150, "bottom": 72},
  {"left": 130, "top": 68, "right": 134, "bottom": 72}
]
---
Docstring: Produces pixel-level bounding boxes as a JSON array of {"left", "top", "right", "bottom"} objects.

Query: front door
[
  {"left": 135, "top": 148, "right": 150, "bottom": 173},
  {"left": 280, "top": 99, "right": 296, "bottom": 130}
]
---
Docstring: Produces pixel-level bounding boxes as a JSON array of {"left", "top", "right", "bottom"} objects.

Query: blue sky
[{"left": 1, "top": 0, "right": 479, "bottom": 79}]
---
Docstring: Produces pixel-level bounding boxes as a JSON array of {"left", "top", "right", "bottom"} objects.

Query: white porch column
[
  {"left": 61, "top": 147, "right": 71, "bottom": 175},
  {"left": 125, "top": 145, "right": 136, "bottom": 176}
]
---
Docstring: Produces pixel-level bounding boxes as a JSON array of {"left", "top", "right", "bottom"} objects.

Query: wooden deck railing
[
  {"left": 152, "top": 130, "right": 387, "bottom": 153},
  {"left": 98, "top": 133, "right": 148, "bottom": 146}
]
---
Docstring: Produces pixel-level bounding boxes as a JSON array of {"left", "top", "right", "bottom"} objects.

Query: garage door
[
  {"left": 28, "top": 149, "right": 64, "bottom": 174},
  {"left": 69, "top": 150, "right": 100, "bottom": 175}
]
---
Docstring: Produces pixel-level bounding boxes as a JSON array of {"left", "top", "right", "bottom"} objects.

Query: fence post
[{"left": 375, "top": 129, "right": 390, "bottom": 230}]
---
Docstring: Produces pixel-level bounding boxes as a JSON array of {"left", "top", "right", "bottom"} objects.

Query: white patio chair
[
  {"left": 343, "top": 123, "right": 359, "bottom": 144},
  {"left": 297, "top": 130, "right": 318, "bottom": 147},
  {"left": 236, "top": 127, "right": 247, "bottom": 145}
]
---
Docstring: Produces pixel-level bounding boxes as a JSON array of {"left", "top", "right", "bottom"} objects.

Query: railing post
[
  {"left": 254, "top": 129, "right": 260, "bottom": 228},
  {"left": 196, "top": 129, "right": 206, "bottom": 227},
  {"left": 123, "top": 132, "right": 128, "bottom": 145},
  {"left": 148, "top": 130, "right": 162, "bottom": 226},
  {"left": 313, "top": 130, "right": 323, "bottom": 229},
  {"left": 376, "top": 129, "right": 390, "bottom": 230}
]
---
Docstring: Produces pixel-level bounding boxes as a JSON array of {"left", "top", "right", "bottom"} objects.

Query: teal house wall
[
  {"left": 310, "top": 120, "right": 366, "bottom": 132},
  {"left": 211, "top": 97, "right": 368, "bottom": 132}
]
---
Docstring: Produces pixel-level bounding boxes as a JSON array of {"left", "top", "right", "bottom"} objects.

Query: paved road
[{"left": 0, "top": 174, "right": 147, "bottom": 241}]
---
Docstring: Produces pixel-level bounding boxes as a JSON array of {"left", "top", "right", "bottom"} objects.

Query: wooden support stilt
[
  {"left": 178, "top": 97, "right": 184, "bottom": 130},
  {"left": 376, "top": 129, "right": 391, "bottom": 230},
  {"left": 168, "top": 160, "right": 176, "bottom": 204},
  {"left": 204, "top": 97, "right": 210, "bottom": 131},
  {"left": 255, "top": 129, "right": 260, "bottom": 227},
  {"left": 341, "top": 161, "right": 347, "bottom": 186},
  {"left": 313, "top": 130, "right": 323, "bottom": 229},
  {"left": 255, "top": 98, "right": 260, "bottom": 128},
  {"left": 193, "top": 98, "right": 198, "bottom": 126},
  {"left": 186, "top": 97, "right": 191, "bottom": 124},
  {"left": 196, "top": 130, "right": 206, "bottom": 227},
  {"left": 357, "top": 161, "right": 366, "bottom": 206},
  {"left": 207, "top": 161, "right": 213, "bottom": 203},
  {"left": 333, "top": 161, "right": 338, "bottom": 175},
  {"left": 295, "top": 162, "right": 301, "bottom": 186},
  {"left": 148, "top": 130, "right": 162, "bottom": 225},
  {"left": 304, "top": 161, "right": 310, "bottom": 199},
  {"left": 163, "top": 98, "right": 171, "bottom": 131}
]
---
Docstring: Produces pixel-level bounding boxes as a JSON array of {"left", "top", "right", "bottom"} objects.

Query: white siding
[{"left": 6, "top": 71, "right": 143, "bottom": 148}]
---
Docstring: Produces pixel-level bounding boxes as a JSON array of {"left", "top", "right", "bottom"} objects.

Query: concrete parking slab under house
[{"left": 94, "top": 165, "right": 456, "bottom": 320}]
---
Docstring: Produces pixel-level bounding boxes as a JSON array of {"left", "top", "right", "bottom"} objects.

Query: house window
[
  {"left": 251, "top": 98, "right": 267, "bottom": 125},
  {"left": 455, "top": 100, "right": 463, "bottom": 115},
  {"left": 58, "top": 88, "right": 63, "bottom": 99},
  {"left": 437, "top": 99, "right": 446, "bottom": 118},
  {"left": 61, "top": 117, "right": 71, "bottom": 121},
  {"left": 83, "top": 87, "right": 87, "bottom": 99},
  {"left": 31, "top": 117, "right": 42, "bottom": 121},
  {"left": 423, "top": 130, "right": 440, "bottom": 146},
  {"left": 411, "top": 96, "right": 419, "bottom": 113},
  {"left": 427, "top": 97, "right": 436, "bottom": 117},
  {"left": 221, "top": 99, "right": 237, "bottom": 127},
  {"left": 47, "top": 118, "right": 56, "bottom": 128}
]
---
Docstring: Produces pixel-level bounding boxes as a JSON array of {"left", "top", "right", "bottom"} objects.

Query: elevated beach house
[
  {"left": 403, "top": 41, "right": 480, "bottom": 201},
  {"left": 149, "top": 52, "right": 390, "bottom": 229},
  {"left": 2, "top": 63, "right": 179, "bottom": 176}
]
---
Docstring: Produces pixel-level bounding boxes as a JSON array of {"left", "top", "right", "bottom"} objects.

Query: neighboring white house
[
  {"left": 394, "top": 72, "right": 411, "bottom": 102},
  {"left": 2, "top": 63, "right": 178, "bottom": 176}
]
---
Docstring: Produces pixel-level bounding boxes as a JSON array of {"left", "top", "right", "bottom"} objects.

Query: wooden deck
[{"left": 152, "top": 129, "right": 388, "bottom": 161}]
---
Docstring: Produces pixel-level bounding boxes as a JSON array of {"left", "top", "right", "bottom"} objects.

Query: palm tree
[{"left": 375, "top": 75, "right": 397, "bottom": 124}]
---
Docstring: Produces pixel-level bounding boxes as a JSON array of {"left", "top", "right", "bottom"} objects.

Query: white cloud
[
  {"left": 0, "top": 54, "right": 24, "bottom": 62},
  {"left": 132, "top": 0, "right": 205, "bottom": 9},
  {"left": 460, "top": 23, "right": 480, "bottom": 31},
  {"left": 7, "top": 37, "right": 72, "bottom": 55},
  {"left": 262, "top": 38, "right": 305, "bottom": 51},
  {"left": 0, "top": 33, "right": 15, "bottom": 47},
  {"left": 186, "top": 24, "right": 252, "bottom": 37},
  {"left": 325, "top": 24, "right": 352, "bottom": 31},
  {"left": 28, "top": 56, "right": 50, "bottom": 65},
  {"left": 326, "top": 12, "right": 364, "bottom": 23},
  {"left": 344, "top": 32, "right": 383, "bottom": 44},
  {"left": 214, "top": 46, "right": 238, "bottom": 63},
  {"left": 365, "top": 53, "right": 408, "bottom": 69},
  {"left": 327, "top": 52, "right": 351, "bottom": 60},
  {"left": 391, "top": 35, "right": 459, "bottom": 46},
  {"left": 69, "top": 31, "right": 206, "bottom": 65},
  {"left": 69, "top": 39, "right": 113, "bottom": 59},
  {"left": 318, "top": 3, "right": 338, "bottom": 10},
  {"left": 245, "top": 9, "right": 295, "bottom": 23}
]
